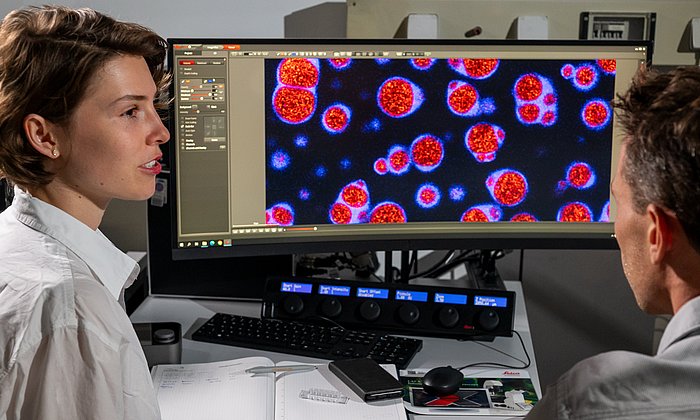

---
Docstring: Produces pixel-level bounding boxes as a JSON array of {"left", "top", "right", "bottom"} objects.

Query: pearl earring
[{"left": 51, "top": 149, "right": 59, "bottom": 157}]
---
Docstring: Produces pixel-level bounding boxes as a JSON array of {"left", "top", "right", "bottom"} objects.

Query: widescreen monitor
[
  {"left": 160, "top": 39, "right": 650, "bottom": 260},
  {"left": 147, "top": 39, "right": 651, "bottom": 298}
]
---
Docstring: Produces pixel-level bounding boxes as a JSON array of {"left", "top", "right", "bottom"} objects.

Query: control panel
[{"left": 262, "top": 277, "right": 515, "bottom": 340}]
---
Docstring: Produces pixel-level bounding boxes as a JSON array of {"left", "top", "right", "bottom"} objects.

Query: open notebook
[{"left": 152, "top": 356, "right": 407, "bottom": 420}]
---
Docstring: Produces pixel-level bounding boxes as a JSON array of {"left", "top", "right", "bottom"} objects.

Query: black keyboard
[{"left": 192, "top": 313, "right": 423, "bottom": 369}]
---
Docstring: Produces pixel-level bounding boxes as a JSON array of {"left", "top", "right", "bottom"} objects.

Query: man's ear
[
  {"left": 23, "top": 114, "right": 61, "bottom": 159},
  {"left": 647, "top": 204, "right": 674, "bottom": 264}
]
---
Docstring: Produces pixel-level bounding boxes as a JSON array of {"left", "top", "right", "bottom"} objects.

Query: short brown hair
[
  {"left": 0, "top": 5, "right": 169, "bottom": 188},
  {"left": 613, "top": 66, "right": 700, "bottom": 251}
]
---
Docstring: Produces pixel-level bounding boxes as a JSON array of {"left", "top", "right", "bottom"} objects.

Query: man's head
[
  {"left": 612, "top": 66, "right": 700, "bottom": 313},
  {"left": 0, "top": 5, "right": 170, "bottom": 189}
]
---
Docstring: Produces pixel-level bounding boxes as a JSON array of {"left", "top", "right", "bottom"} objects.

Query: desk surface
[{"left": 131, "top": 280, "right": 540, "bottom": 419}]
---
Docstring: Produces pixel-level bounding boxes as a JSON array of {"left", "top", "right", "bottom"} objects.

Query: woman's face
[{"left": 56, "top": 54, "right": 169, "bottom": 208}]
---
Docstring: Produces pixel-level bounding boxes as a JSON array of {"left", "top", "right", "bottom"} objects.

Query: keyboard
[{"left": 191, "top": 313, "right": 423, "bottom": 369}]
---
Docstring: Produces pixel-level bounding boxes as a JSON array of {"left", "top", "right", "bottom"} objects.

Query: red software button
[
  {"left": 179, "top": 60, "right": 195, "bottom": 65},
  {"left": 224, "top": 44, "right": 241, "bottom": 50}
]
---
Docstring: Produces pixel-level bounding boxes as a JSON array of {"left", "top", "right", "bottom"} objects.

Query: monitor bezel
[{"left": 153, "top": 38, "right": 653, "bottom": 270}]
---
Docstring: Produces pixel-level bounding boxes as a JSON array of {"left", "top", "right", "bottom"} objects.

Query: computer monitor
[{"left": 147, "top": 39, "right": 651, "bottom": 298}]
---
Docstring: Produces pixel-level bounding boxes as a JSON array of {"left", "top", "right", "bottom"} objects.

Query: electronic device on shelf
[
  {"left": 190, "top": 313, "right": 422, "bottom": 369},
  {"left": 133, "top": 322, "right": 182, "bottom": 368},
  {"left": 148, "top": 38, "right": 652, "bottom": 300},
  {"left": 262, "top": 277, "right": 515, "bottom": 340}
]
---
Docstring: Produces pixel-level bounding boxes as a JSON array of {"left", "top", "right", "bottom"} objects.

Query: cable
[
  {"left": 454, "top": 330, "right": 531, "bottom": 371},
  {"left": 409, "top": 249, "right": 484, "bottom": 280},
  {"left": 518, "top": 249, "right": 524, "bottom": 283},
  {"left": 417, "top": 249, "right": 488, "bottom": 280},
  {"left": 295, "top": 251, "right": 382, "bottom": 280},
  {"left": 409, "top": 250, "right": 418, "bottom": 275},
  {"left": 300, "top": 314, "right": 346, "bottom": 330},
  {"left": 402, "top": 248, "right": 512, "bottom": 282},
  {"left": 440, "top": 249, "right": 510, "bottom": 280},
  {"left": 301, "top": 314, "right": 530, "bottom": 372},
  {"left": 407, "top": 249, "right": 458, "bottom": 280}
]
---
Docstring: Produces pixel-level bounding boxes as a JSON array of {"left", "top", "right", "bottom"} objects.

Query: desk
[{"left": 130, "top": 280, "right": 541, "bottom": 419}]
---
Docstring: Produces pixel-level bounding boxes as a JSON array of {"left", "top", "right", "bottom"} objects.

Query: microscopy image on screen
[{"left": 264, "top": 57, "right": 616, "bottom": 226}]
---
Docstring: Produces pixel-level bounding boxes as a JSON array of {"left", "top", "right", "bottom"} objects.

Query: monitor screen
[{"left": 158, "top": 39, "right": 650, "bottom": 263}]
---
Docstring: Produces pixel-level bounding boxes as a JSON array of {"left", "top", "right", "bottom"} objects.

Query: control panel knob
[
  {"left": 398, "top": 303, "right": 420, "bottom": 325},
  {"left": 358, "top": 301, "right": 381, "bottom": 321},
  {"left": 282, "top": 294, "right": 304, "bottom": 315},
  {"left": 437, "top": 306, "right": 460, "bottom": 328},
  {"left": 320, "top": 297, "right": 342, "bottom": 318},
  {"left": 477, "top": 309, "right": 500, "bottom": 331}
]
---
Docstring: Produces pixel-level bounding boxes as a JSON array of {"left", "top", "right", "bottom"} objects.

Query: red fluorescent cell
[{"left": 330, "top": 202, "right": 352, "bottom": 224}]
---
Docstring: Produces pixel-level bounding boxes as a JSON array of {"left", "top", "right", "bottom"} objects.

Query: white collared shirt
[
  {"left": 527, "top": 295, "right": 700, "bottom": 419},
  {"left": 0, "top": 188, "right": 160, "bottom": 420}
]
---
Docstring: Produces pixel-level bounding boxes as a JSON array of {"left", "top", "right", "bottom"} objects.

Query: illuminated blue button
[
  {"left": 395, "top": 290, "right": 428, "bottom": 302},
  {"left": 356, "top": 287, "right": 389, "bottom": 299},
  {"left": 280, "top": 282, "right": 313, "bottom": 294},
  {"left": 434, "top": 293, "right": 468, "bottom": 305},
  {"left": 474, "top": 295, "right": 508, "bottom": 307},
  {"left": 318, "top": 285, "right": 351, "bottom": 297}
]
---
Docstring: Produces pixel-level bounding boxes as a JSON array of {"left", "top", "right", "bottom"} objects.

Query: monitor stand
[
  {"left": 464, "top": 254, "right": 506, "bottom": 290},
  {"left": 386, "top": 249, "right": 506, "bottom": 291}
]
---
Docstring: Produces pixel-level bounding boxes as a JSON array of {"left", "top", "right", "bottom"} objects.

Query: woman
[{"left": 0, "top": 6, "right": 170, "bottom": 419}]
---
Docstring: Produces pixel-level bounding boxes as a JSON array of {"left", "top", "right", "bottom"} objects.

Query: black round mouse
[{"left": 421, "top": 366, "right": 464, "bottom": 396}]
